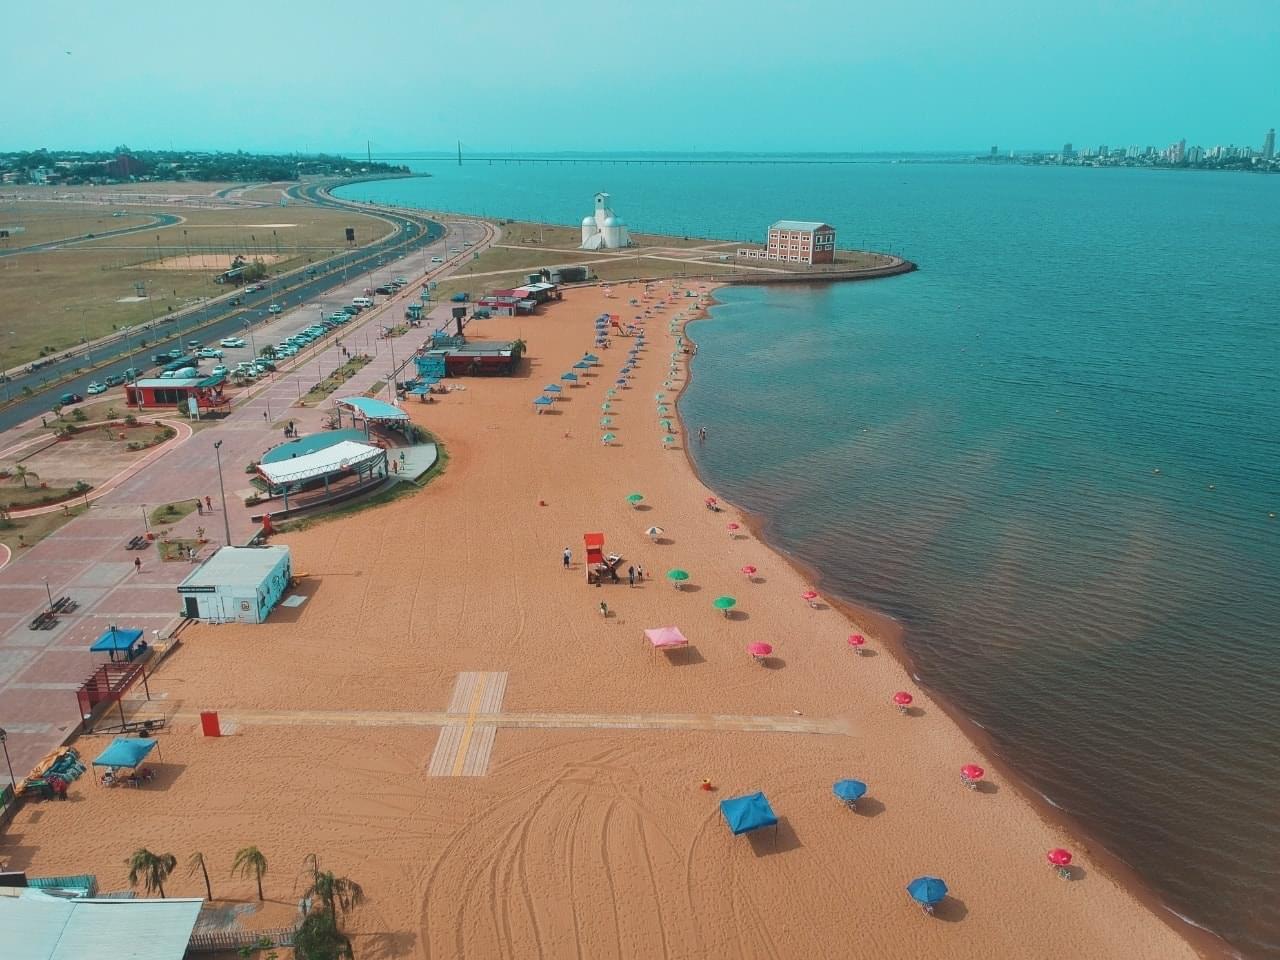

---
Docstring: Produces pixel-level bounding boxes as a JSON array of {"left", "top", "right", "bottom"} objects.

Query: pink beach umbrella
[
  {"left": 740, "top": 564, "right": 758, "bottom": 579},
  {"left": 893, "top": 691, "right": 913, "bottom": 713},
  {"left": 802, "top": 590, "right": 820, "bottom": 607},
  {"left": 747, "top": 642, "right": 773, "bottom": 662},
  {"left": 960, "top": 764, "right": 985, "bottom": 788},
  {"left": 847, "top": 634, "right": 867, "bottom": 655},
  {"left": 727, "top": 522, "right": 740, "bottom": 537}
]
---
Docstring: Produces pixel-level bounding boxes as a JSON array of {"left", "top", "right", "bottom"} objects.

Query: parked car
[
  {"left": 268, "top": 304, "right": 283, "bottom": 314},
  {"left": 122, "top": 367, "right": 142, "bottom": 380},
  {"left": 199, "top": 347, "right": 223, "bottom": 358},
  {"left": 186, "top": 341, "right": 203, "bottom": 351},
  {"left": 159, "top": 371, "right": 177, "bottom": 379},
  {"left": 392, "top": 276, "right": 408, "bottom": 286},
  {"left": 431, "top": 255, "right": 444, "bottom": 263},
  {"left": 220, "top": 337, "right": 246, "bottom": 348},
  {"left": 104, "top": 374, "right": 126, "bottom": 387},
  {"left": 375, "top": 285, "right": 394, "bottom": 295},
  {"left": 59, "top": 392, "right": 83, "bottom": 405},
  {"left": 255, "top": 360, "right": 277, "bottom": 372},
  {"left": 86, "top": 381, "right": 107, "bottom": 395},
  {"left": 211, "top": 364, "right": 228, "bottom": 376},
  {"left": 243, "top": 283, "right": 263, "bottom": 292}
]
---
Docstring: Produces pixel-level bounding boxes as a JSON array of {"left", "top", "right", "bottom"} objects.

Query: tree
[
  {"left": 127, "top": 848, "right": 177, "bottom": 898},
  {"left": 303, "top": 868, "right": 365, "bottom": 922},
  {"left": 231, "top": 846, "right": 268, "bottom": 901},
  {"left": 14, "top": 465, "right": 37, "bottom": 488},
  {"left": 187, "top": 851, "right": 213, "bottom": 901},
  {"left": 293, "top": 911, "right": 353, "bottom": 960}
]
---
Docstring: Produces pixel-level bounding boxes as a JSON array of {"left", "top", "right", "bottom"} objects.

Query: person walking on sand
[
  {"left": 636, "top": 564, "right": 645, "bottom": 582},
  {"left": 563, "top": 547, "right": 571, "bottom": 569},
  {"left": 599, "top": 600, "right": 609, "bottom": 618},
  {"left": 204, "top": 495, "right": 212, "bottom": 511},
  {"left": 133, "top": 557, "right": 142, "bottom": 574},
  {"left": 627, "top": 565, "right": 636, "bottom": 588}
]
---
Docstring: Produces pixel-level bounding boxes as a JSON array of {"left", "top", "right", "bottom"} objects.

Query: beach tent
[
  {"left": 720, "top": 791, "right": 779, "bottom": 836},
  {"left": 533, "top": 396, "right": 553, "bottom": 411},
  {"left": 93, "top": 737, "right": 158, "bottom": 771},
  {"left": 561, "top": 372, "right": 578, "bottom": 382},
  {"left": 543, "top": 383, "right": 562, "bottom": 393},
  {"left": 644, "top": 626, "right": 689, "bottom": 648},
  {"left": 89, "top": 626, "right": 144, "bottom": 663},
  {"left": 573, "top": 361, "right": 591, "bottom": 370}
]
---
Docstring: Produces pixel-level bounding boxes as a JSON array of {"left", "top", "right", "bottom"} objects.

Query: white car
[
  {"left": 268, "top": 304, "right": 283, "bottom": 314},
  {"left": 199, "top": 347, "right": 223, "bottom": 358},
  {"left": 211, "top": 365, "right": 228, "bottom": 376},
  {"left": 430, "top": 255, "right": 444, "bottom": 263},
  {"left": 220, "top": 337, "right": 246, "bottom": 348},
  {"left": 86, "top": 381, "right": 107, "bottom": 395}
]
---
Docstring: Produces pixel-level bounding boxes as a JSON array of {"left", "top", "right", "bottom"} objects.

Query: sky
[{"left": 5, "top": 0, "right": 1277, "bottom": 155}]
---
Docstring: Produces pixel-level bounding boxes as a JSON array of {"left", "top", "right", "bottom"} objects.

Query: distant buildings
[
  {"left": 1265, "top": 128, "right": 1276, "bottom": 160},
  {"left": 737, "top": 220, "right": 837, "bottom": 265},
  {"left": 977, "top": 128, "right": 1278, "bottom": 173}
]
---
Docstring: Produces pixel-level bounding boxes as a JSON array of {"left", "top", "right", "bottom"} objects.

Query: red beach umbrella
[
  {"left": 802, "top": 590, "right": 819, "bottom": 605},
  {"left": 727, "top": 522, "right": 740, "bottom": 531},
  {"left": 960, "top": 764, "right": 985, "bottom": 781},
  {"left": 847, "top": 634, "right": 866, "bottom": 648},
  {"left": 1047, "top": 848, "right": 1072, "bottom": 866},
  {"left": 747, "top": 642, "right": 773, "bottom": 659},
  {"left": 740, "top": 564, "right": 758, "bottom": 576},
  {"left": 892, "top": 691, "right": 913, "bottom": 706}
]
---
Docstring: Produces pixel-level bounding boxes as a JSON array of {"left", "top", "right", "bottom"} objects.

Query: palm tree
[
  {"left": 231, "top": 846, "right": 268, "bottom": 901},
  {"left": 127, "top": 848, "right": 177, "bottom": 898},
  {"left": 13, "top": 465, "right": 36, "bottom": 489},
  {"left": 187, "top": 851, "right": 213, "bottom": 901},
  {"left": 302, "top": 864, "right": 365, "bottom": 922}
]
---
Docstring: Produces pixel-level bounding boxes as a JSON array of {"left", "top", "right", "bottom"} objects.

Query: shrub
[
  {"left": 71, "top": 408, "right": 87, "bottom": 422},
  {"left": 124, "top": 414, "right": 139, "bottom": 426},
  {"left": 72, "top": 480, "right": 90, "bottom": 493}
]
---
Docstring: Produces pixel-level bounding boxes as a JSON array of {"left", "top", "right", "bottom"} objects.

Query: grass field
[
  {"left": 0, "top": 202, "right": 156, "bottom": 247},
  {"left": 0, "top": 202, "right": 394, "bottom": 366}
]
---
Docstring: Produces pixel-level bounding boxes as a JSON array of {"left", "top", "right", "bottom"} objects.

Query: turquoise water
[{"left": 338, "top": 163, "right": 1280, "bottom": 956}]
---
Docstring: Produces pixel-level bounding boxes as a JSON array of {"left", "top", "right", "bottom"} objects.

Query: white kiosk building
[
  {"left": 177, "top": 545, "right": 292, "bottom": 623},
  {"left": 580, "top": 192, "right": 633, "bottom": 250}
]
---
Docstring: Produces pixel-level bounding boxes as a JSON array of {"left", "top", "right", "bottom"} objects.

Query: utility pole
[{"left": 213, "top": 441, "right": 232, "bottom": 546}]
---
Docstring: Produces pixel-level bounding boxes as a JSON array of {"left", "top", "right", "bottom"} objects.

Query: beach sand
[{"left": 2, "top": 283, "right": 1204, "bottom": 959}]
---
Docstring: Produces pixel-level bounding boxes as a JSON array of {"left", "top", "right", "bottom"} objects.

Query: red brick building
[{"left": 737, "top": 220, "right": 837, "bottom": 265}]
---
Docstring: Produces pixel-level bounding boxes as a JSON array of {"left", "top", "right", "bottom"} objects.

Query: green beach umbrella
[
  {"left": 600, "top": 417, "right": 614, "bottom": 427},
  {"left": 601, "top": 402, "right": 612, "bottom": 411},
  {"left": 663, "top": 434, "right": 677, "bottom": 446},
  {"left": 606, "top": 388, "right": 617, "bottom": 398},
  {"left": 657, "top": 405, "right": 670, "bottom": 415},
  {"left": 627, "top": 493, "right": 645, "bottom": 505},
  {"left": 601, "top": 433, "right": 617, "bottom": 444},
  {"left": 713, "top": 596, "right": 737, "bottom": 616},
  {"left": 660, "top": 419, "right": 673, "bottom": 430},
  {"left": 666, "top": 569, "right": 690, "bottom": 589}
]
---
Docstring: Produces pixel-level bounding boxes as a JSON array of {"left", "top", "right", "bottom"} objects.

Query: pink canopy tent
[{"left": 645, "top": 626, "right": 689, "bottom": 649}]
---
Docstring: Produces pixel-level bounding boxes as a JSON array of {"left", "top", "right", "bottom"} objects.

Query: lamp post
[
  {"left": 42, "top": 577, "right": 54, "bottom": 614},
  {"left": 0, "top": 728, "right": 14, "bottom": 794},
  {"left": 213, "top": 441, "right": 231, "bottom": 546},
  {"left": 141, "top": 504, "right": 150, "bottom": 533}
]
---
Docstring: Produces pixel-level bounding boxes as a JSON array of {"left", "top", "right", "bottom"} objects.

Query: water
[{"left": 337, "top": 161, "right": 1280, "bottom": 957}]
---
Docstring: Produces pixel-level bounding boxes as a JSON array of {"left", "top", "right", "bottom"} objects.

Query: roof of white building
[
  {"left": 770, "top": 220, "right": 834, "bottom": 232},
  {"left": 0, "top": 889, "right": 203, "bottom": 960},
  {"left": 256, "top": 439, "right": 385, "bottom": 485}
]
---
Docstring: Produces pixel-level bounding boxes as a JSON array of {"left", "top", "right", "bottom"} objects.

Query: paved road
[
  {"left": 0, "top": 182, "right": 442, "bottom": 431},
  {"left": 0, "top": 213, "right": 183, "bottom": 258}
]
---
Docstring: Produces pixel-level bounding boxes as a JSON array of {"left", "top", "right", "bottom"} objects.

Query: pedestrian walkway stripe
[{"left": 428, "top": 672, "right": 507, "bottom": 777}]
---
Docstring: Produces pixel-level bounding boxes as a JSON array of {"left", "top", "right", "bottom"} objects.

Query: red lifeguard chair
[{"left": 583, "top": 532, "right": 622, "bottom": 584}]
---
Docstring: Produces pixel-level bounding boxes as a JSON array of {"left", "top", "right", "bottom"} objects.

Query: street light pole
[
  {"left": 0, "top": 728, "right": 15, "bottom": 794},
  {"left": 141, "top": 504, "right": 150, "bottom": 533},
  {"left": 42, "top": 577, "right": 54, "bottom": 614},
  {"left": 213, "top": 441, "right": 232, "bottom": 546}
]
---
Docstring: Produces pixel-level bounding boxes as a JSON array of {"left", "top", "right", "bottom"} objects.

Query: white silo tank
[
  {"left": 602, "top": 216, "right": 621, "bottom": 248},
  {"left": 581, "top": 215, "right": 597, "bottom": 244}
]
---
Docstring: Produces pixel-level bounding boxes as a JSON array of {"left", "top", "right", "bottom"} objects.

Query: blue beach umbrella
[
  {"left": 832, "top": 779, "right": 868, "bottom": 803},
  {"left": 906, "top": 877, "right": 948, "bottom": 906},
  {"left": 561, "top": 372, "right": 578, "bottom": 382},
  {"left": 543, "top": 383, "right": 561, "bottom": 393},
  {"left": 622, "top": 365, "right": 633, "bottom": 374}
]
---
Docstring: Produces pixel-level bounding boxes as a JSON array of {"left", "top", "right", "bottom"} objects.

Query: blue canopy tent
[
  {"left": 543, "top": 383, "right": 562, "bottom": 393},
  {"left": 533, "top": 396, "right": 554, "bottom": 412},
  {"left": 573, "top": 361, "right": 591, "bottom": 370},
  {"left": 89, "top": 626, "right": 146, "bottom": 663},
  {"left": 720, "top": 791, "right": 779, "bottom": 839},
  {"left": 832, "top": 779, "right": 868, "bottom": 808},
  {"left": 583, "top": 354, "right": 599, "bottom": 363},
  {"left": 561, "top": 372, "right": 578, "bottom": 382},
  {"left": 93, "top": 737, "right": 160, "bottom": 785}
]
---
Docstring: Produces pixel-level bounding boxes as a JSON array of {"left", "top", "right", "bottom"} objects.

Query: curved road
[
  {"left": 0, "top": 212, "right": 183, "bottom": 258},
  {"left": 0, "top": 181, "right": 441, "bottom": 432}
]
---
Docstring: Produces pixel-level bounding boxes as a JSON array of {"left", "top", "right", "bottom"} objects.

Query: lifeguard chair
[{"left": 584, "top": 532, "right": 622, "bottom": 584}]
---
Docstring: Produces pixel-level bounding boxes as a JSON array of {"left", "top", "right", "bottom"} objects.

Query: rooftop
[
  {"left": 177, "top": 545, "right": 290, "bottom": 592},
  {"left": 257, "top": 439, "right": 385, "bottom": 486},
  {"left": 0, "top": 889, "right": 203, "bottom": 960},
  {"left": 260, "top": 428, "right": 368, "bottom": 464},
  {"left": 769, "top": 220, "right": 834, "bottom": 232},
  {"left": 336, "top": 396, "right": 409, "bottom": 421}
]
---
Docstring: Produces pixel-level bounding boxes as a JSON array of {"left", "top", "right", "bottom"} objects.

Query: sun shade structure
[
  {"left": 336, "top": 396, "right": 409, "bottom": 421},
  {"left": 666, "top": 568, "right": 690, "bottom": 583},
  {"left": 627, "top": 493, "right": 645, "bottom": 505},
  {"left": 89, "top": 626, "right": 144, "bottom": 662},
  {"left": 646, "top": 526, "right": 664, "bottom": 540},
  {"left": 833, "top": 779, "right": 868, "bottom": 802},
  {"left": 644, "top": 626, "right": 689, "bottom": 648},
  {"left": 720, "top": 792, "right": 778, "bottom": 835},
  {"left": 601, "top": 433, "right": 616, "bottom": 444},
  {"left": 574, "top": 361, "right": 591, "bottom": 369},
  {"left": 543, "top": 383, "right": 562, "bottom": 393},
  {"left": 907, "top": 876, "right": 948, "bottom": 906},
  {"left": 747, "top": 642, "right": 772, "bottom": 659},
  {"left": 255, "top": 440, "right": 385, "bottom": 486},
  {"left": 534, "top": 396, "right": 554, "bottom": 408},
  {"left": 713, "top": 595, "right": 737, "bottom": 612},
  {"left": 93, "top": 737, "right": 157, "bottom": 770},
  {"left": 561, "top": 371, "right": 578, "bottom": 382}
]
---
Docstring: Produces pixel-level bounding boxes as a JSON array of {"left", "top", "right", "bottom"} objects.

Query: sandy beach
[{"left": 3, "top": 281, "right": 1204, "bottom": 959}]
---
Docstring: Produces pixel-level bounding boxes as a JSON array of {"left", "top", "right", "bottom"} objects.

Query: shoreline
[{"left": 674, "top": 286, "right": 1234, "bottom": 959}]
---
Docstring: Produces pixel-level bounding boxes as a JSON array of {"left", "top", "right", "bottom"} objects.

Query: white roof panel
[
  {"left": 0, "top": 890, "right": 203, "bottom": 960},
  {"left": 256, "top": 439, "right": 384, "bottom": 485},
  {"left": 769, "top": 220, "right": 833, "bottom": 232}
]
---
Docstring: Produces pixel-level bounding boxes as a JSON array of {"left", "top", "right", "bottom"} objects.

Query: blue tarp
[
  {"left": 89, "top": 627, "right": 143, "bottom": 654},
  {"left": 560, "top": 372, "right": 578, "bottom": 381},
  {"left": 720, "top": 792, "right": 778, "bottom": 835},
  {"left": 92, "top": 737, "right": 157, "bottom": 770}
]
